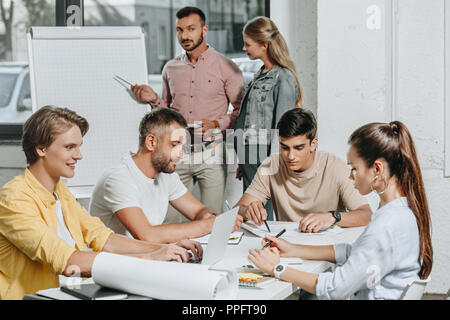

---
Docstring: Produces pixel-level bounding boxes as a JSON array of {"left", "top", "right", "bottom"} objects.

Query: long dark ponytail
[{"left": 348, "top": 121, "right": 433, "bottom": 279}]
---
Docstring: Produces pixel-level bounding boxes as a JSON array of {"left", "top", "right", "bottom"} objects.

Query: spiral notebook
[{"left": 238, "top": 272, "right": 276, "bottom": 288}]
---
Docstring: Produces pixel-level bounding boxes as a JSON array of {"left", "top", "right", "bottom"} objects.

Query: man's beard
[
  {"left": 182, "top": 32, "right": 204, "bottom": 52},
  {"left": 152, "top": 149, "right": 175, "bottom": 174}
]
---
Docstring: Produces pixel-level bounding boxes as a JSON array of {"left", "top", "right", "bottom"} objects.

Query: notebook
[
  {"left": 36, "top": 288, "right": 82, "bottom": 300},
  {"left": 189, "top": 207, "right": 239, "bottom": 266},
  {"left": 60, "top": 283, "right": 128, "bottom": 300}
]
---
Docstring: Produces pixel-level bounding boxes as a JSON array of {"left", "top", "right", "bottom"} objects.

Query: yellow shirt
[{"left": 0, "top": 169, "right": 113, "bottom": 300}]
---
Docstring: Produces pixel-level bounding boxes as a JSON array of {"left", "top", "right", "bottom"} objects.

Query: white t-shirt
[
  {"left": 55, "top": 198, "right": 76, "bottom": 247},
  {"left": 89, "top": 153, "right": 187, "bottom": 236},
  {"left": 54, "top": 195, "right": 77, "bottom": 286}
]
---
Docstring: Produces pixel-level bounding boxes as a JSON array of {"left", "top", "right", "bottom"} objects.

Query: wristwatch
[
  {"left": 273, "top": 263, "right": 288, "bottom": 279},
  {"left": 329, "top": 210, "right": 341, "bottom": 225}
]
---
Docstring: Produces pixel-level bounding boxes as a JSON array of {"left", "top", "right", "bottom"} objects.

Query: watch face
[
  {"left": 333, "top": 210, "right": 341, "bottom": 221},
  {"left": 276, "top": 265, "right": 284, "bottom": 272}
]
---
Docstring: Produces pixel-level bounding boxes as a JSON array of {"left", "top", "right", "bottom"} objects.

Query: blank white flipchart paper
[{"left": 28, "top": 27, "right": 150, "bottom": 187}]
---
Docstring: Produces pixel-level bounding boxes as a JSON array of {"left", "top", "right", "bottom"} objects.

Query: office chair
[{"left": 399, "top": 277, "right": 430, "bottom": 300}]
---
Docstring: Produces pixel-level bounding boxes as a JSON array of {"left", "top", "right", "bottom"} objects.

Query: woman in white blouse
[{"left": 248, "top": 121, "right": 433, "bottom": 300}]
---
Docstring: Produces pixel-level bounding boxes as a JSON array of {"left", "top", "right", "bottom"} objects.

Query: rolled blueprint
[{"left": 91, "top": 252, "right": 238, "bottom": 300}]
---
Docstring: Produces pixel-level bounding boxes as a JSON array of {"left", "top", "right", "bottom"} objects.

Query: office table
[
  {"left": 24, "top": 222, "right": 365, "bottom": 300},
  {"left": 218, "top": 221, "right": 365, "bottom": 300}
]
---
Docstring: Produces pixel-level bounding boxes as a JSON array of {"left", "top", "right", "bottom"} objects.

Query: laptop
[{"left": 190, "top": 207, "right": 239, "bottom": 266}]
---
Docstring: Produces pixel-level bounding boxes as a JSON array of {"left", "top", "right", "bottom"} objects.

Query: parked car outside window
[{"left": 0, "top": 62, "right": 32, "bottom": 125}]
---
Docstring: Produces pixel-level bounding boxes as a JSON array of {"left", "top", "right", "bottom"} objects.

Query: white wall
[
  {"left": 317, "top": 0, "right": 389, "bottom": 160},
  {"left": 394, "top": 0, "right": 449, "bottom": 294},
  {"left": 271, "top": 0, "right": 318, "bottom": 115}
]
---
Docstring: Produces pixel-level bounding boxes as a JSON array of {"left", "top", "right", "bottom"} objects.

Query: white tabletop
[
  {"left": 29, "top": 221, "right": 365, "bottom": 301},
  {"left": 213, "top": 221, "right": 366, "bottom": 300}
]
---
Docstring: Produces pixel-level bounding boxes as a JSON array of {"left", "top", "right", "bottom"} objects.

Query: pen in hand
[
  {"left": 264, "top": 220, "right": 271, "bottom": 233},
  {"left": 225, "top": 200, "right": 232, "bottom": 210},
  {"left": 262, "top": 228, "right": 286, "bottom": 249}
]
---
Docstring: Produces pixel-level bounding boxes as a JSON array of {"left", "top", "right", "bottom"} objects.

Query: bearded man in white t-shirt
[{"left": 90, "top": 108, "right": 243, "bottom": 243}]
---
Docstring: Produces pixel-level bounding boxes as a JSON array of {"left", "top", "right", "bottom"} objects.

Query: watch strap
[
  {"left": 273, "top": 263, "right": 287, "bottom": 279},
  {"left": 329, "top": 210, "right": 341, "bottom": 225}
]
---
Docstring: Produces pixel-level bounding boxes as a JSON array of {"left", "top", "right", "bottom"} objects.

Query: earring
[{"left": 370, "top": 175, "right": 387, "bottom": 195}]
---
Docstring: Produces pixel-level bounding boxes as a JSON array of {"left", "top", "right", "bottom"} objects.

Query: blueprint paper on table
[{"left": 91, "top": 252, "right": 238, "bottom": 300}]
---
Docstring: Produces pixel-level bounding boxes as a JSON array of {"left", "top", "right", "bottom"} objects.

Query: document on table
[
  {"left": 241, "top": 221, "right": 342, "bottom": 238},
  {"left": 191, "top": 231, "right": 244, "bottom": 245}
]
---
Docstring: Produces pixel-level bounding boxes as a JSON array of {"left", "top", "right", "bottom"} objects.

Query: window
[
  {"left": 17, "top": 73, "right": 31, "bottom": 112},
  {"left": 0, "top": 0, "right": 269, "bottom": 138},
  {"left": 0, "top": 0, "right": 55, "bottom": 140},
  {"left": 157, "top": 25, "right": 168, "bottom": 60},
  {"left": 197, "top": 0, "right": 268, "bottom": 54},
  {"left": 0, "top": 73, "right": 18, "bottom": 108},
  {"left": 0, "top": 66, "right": 30, "bottom": 140}
]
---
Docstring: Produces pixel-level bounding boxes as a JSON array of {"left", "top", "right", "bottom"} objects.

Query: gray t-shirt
[{"left": 89, "top": 153, "right": 187, "bottom": 236}]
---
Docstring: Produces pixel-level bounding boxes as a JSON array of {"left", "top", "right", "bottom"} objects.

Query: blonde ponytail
[{"left": 244, "top": 16, "right": 303, "bottom": 107}]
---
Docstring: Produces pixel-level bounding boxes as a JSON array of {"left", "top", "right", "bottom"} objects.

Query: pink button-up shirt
[{"left": 151, "top": 47, "right": 244, "bottom": 136}]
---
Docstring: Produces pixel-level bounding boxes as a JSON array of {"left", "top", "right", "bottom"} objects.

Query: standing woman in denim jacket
[{"left": 234, "top": 16, "right": 303, "bottom": 220}]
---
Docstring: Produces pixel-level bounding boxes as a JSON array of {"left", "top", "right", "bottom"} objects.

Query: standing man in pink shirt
[{"left": 132, "top": 7, "right": 244, "bottom": 221}]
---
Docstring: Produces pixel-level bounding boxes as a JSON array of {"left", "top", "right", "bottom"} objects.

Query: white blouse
[{"left": 316, "top": 197, "right": 421, "bottom": 300}]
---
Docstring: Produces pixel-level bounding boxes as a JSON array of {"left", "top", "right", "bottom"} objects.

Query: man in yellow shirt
[{"left": 0, "top": 106, "right": 201, "bottom": 300}]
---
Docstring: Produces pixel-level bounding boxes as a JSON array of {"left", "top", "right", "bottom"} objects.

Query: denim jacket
[{"left": 234, "top": 65, "right": 298, "bottom": 155}]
